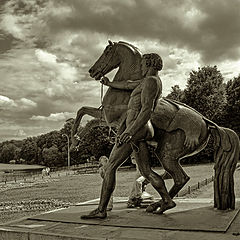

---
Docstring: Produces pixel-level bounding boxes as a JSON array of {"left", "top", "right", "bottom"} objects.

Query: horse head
[
  {"left": 89, "top": 41, "right": 142, "bottom": 81},
  {"left": 89, "top": 40, "right": 120, "bottom": 80}
]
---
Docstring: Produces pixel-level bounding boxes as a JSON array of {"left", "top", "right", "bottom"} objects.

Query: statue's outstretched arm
[{"left": 101, "top": 76, "right": 141, "bottom": 90}]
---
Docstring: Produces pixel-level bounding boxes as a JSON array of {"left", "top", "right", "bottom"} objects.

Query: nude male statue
[
  {"left": 81, "top": 53, "right": 176, "bottom": 219},
  {"left": 101, "top": 53, "right": 161, "bottom": 146}
]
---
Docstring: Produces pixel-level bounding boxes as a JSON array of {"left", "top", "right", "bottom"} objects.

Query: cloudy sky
[{"left": 1, "top": 0, "right": 240, "bottom": 142}]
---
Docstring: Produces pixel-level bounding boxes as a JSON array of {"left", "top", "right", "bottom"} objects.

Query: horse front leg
[{"left": 71, "top": 106, "right": 103, "bottom": 149}]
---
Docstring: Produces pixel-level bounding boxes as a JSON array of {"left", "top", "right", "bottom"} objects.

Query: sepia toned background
[{"left": 1, "top": 0, "right": 240, "bottom": 141}]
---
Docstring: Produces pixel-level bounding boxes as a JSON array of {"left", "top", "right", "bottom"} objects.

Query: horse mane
[
  {"left": 117, "top": 41, "right": 142, "bottom": 57},
  {"left": 111, "top": 40, "right": 143, "bottom": 82}
]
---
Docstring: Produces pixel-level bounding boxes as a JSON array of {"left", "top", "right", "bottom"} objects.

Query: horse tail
[{"left": 210, "top": 126, "right": 240, "bottom": 210}]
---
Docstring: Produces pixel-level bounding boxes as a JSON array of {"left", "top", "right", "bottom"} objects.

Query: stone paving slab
[
  {"left": 28, "top": 199, "right": 240, "bottom": 232},
  {"left": 0, "top": 198, "right": 240, "bottom": 240}
]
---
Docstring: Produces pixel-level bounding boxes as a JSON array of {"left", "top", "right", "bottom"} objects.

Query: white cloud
[
  {"left": 218, "top": 59, "right": 240, "bottom": 81},
  {"left": 1, "top": 0, "right": 240, "bottom": 143},
  {"left": 0, "top": 95, "right": 17, "bottom": 108},
  {"left": 18, "top": 98, "right": 37, "bottom": 108},
  {"left": 35, "top": 49, "right": 77, "bottom": 81},
  {"left": 35, "top": 49, "right": 57, "bottom": 64},
  {"left": 35, "top": 49, "right": 78, "bottom": 97},
  {"left": 0, "top": 95, "right": 37, "bottom": 110},
  {"left": 0, "top": 14, "right": 24, "bottom": 40},
  {"left": 16, "top": 129, "right": 27, "bottom": 137},
  {"left": 0, "top": 0, "right": 50, "bottom": 46},
  {"left": 30, "top": 112, "right": 74, "bottom": 122}
]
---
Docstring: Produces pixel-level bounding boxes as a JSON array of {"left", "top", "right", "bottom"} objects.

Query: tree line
[{"left": 0, "top": 66, "right": 239, "bottom": 166}]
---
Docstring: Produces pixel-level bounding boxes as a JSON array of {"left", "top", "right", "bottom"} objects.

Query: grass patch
[{"left": 0, "top": 163, "right": 239, "bottom": 224}]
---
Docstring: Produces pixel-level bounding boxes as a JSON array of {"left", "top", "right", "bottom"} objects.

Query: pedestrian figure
[{"left": 127, "top": 153, "right": 152, "bottom": 208}]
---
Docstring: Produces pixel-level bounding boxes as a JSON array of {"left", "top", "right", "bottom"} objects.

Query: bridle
[
  {"left": 97, "top": 44, "right": 118, "bottom": 138},
  {"left": 97, "top": 43, "right": 118, "bottom": 78}
]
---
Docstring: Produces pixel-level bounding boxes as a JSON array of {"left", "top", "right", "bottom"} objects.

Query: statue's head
[{"left": 142, "top": 53, "right": 163, "bottom": 71}]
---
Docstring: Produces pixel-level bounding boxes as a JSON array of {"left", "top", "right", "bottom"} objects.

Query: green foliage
[
  {"left": 74, "top": 119, "right": 115, "bottom": 163},
  {"left": 183, "top": 66, "right": 226, "bottom": 121},
  {"left": 42, "top": 145, "right": 64, "bottom": 167},
  {"left": 0, "top": 118, "right": 115, "bottom": 167},
  {"left": 0, "top": 143, "right": 17, "bottom": 163},
  {"left": 60, "top": 118, "right": 75, "bottom": 136},
  {"left": 166, "top": 85, "right": 184, "bottom": 102},
  {"left": 0, "top": 122, "right": 71, "bottom": 166},
  {"left": 223, "top": 75, "right": 240, "bottom": 135},
  {"left": 0, "top": 67, "right": 239, "bottom": 167},
  {"left": 19, "top": 137, "right": 38, "bottom": 164},
  {"left": 166, "top": 66, "right": 229, "bottom": 163},
  {"left": 182, "top": 66, "right": 227, "bottom": 163}
]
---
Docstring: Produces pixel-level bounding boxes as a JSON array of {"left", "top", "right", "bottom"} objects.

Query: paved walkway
[
  {"left": 0, "top": 171, "right": 239, "bottom": 240},
  {"left": 0, "top": 196, "right": 239, "bottom": 240}
]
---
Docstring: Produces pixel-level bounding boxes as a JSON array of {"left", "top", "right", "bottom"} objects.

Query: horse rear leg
[
  {"left": 158, "top": 130, "right": 190, "bottom": 199},
  {"left": 146, "top": 130, "right": 189, "bottom": 213},
  {"left": 161, "top": 156, "right": 190, "bottom": 199}
]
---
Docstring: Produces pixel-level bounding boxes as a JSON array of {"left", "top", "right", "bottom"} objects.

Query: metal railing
[{"left": 177, "top": 175, "right": 214, "bottom": 197}]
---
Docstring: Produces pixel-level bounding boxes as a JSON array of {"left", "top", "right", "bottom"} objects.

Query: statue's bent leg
[
  {"left": 99, "top": 143, "right": 132, "bottom": 211},
  {"left": 134, "top": 139, "right": 176, "bottom": 214},
  {"left": 81, "top": 143, "right": 132, "bottom": 219}
]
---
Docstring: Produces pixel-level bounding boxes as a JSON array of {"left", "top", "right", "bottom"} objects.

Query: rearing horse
[
  {"left": 71, "top": 41, "right": 142, "bottom": 145},
  {"left": 72, "top": 41, "right": 239, "bottom": 213}
]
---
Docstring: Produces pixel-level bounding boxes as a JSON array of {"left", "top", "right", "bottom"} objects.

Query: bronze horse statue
[{"left": 72, "top": 40, "right": 239, "bottom": 211}]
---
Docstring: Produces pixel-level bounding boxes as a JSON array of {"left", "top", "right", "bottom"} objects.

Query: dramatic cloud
[
  {"left": 0, "top": 95, "right": 37, "bottom": 110},
  {"left": 35, "top": 49, "right": 79, "bottom": 97},
  {"left": 30, "top": 112, "right": 74, "bottom": 122},
  {"left": 0, "top": 0, "right": 240, "bottom": 142},
  {"left": 18, "top": 98, "right": 37, "bottom": 108},
  {"left": 42, "top": 0, "right": 240, "bottom": 62},
  {"left": 0, "top": 95, "right": 17, "bottom": 109}
]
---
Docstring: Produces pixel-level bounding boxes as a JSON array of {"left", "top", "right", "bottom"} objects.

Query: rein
[
  {"left": 97, "top": 42, "right": 142, "bottom": 145},
  {"left": 100, "top": 82, "right": 140, "bottom": 152},
  {"left": 99, "top": 82, "right": 117, "bottom": 139}
]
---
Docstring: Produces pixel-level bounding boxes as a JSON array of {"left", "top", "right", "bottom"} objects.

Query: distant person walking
[
  {"left": 127, "top": 153, "right": 152, "bottom": 208},
  {"left": 42, "top": 167, "right": 50, "bottom": 176}
]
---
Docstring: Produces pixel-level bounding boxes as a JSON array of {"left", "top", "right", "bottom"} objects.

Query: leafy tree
[
  {"left": 19, "top": 137, "right": 38, "bottom": 164},
  {"left": 60, "top": 118, "right": 75, "bottom": 136},
  {"left": 166, "top": 85, "right": 184, "bottom": 101},
  {"left": 183, "top": 66, "right": 226, "bottom": 121},
  {"left": 14, "top": 147, "right": 21, "bottom": 160},
  {"left": 74, "top": 119, "right": 115, "bottom": 163},
  {"left": 35, "top": 130, "right": 66, "bottom": 165},
  {"left": 0, "top": 143, "right": 17, "bottom": 163},
  {"left": 222, "top": 75, "right": 240, "bottom": 135},
  {"left": 176, "top": 66, "right": 226, "bottom": 163},
  {"left": 42, "top": 145, "right": 63, "bottom": 167}
]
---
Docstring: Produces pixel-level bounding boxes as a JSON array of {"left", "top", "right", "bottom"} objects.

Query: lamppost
[{"left": 62, "top": 133, "right": 70, "bottom": 169}]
